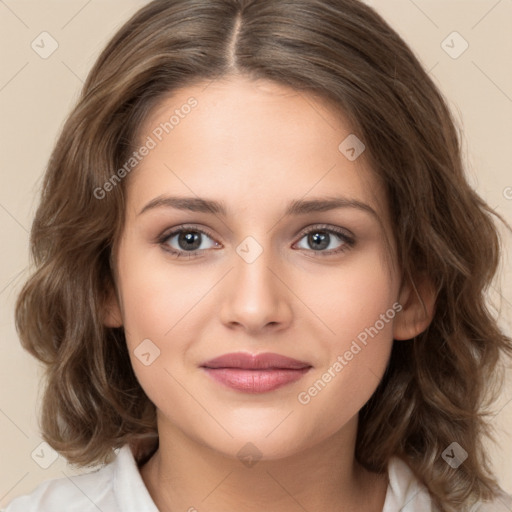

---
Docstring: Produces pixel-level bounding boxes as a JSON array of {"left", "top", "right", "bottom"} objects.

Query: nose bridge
[
  {"left": 234, "top": 234, "right": 279, "bottom": 305},
  {"left": 219, "top": 234, "right": 291, "bottom": 330}
]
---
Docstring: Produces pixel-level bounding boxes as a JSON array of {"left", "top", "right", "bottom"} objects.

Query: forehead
[{"left": 127, "top": 75, "right": 386, "bottom": 222}]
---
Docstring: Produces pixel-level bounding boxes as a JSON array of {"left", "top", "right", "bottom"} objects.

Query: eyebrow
[{"left": 138, "top": 195, "right": 378, "bottom": 219}]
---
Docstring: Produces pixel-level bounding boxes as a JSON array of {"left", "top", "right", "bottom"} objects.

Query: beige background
[{"left": 1, "top": 0, "right": 511, "bottom": 506}]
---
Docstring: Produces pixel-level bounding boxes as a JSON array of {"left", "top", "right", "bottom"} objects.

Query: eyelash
[{"left": 157, "top": 224, "right": 355, "bottom": 259}]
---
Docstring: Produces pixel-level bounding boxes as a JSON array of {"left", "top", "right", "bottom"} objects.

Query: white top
[{"left": 2, "top": 444, "right": 511, "bottom": 512}]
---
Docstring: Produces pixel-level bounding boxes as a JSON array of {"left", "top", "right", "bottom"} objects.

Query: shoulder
[
  {"left": 384, "top": 456, "right": 434, "bottom": 511},
  {"left": 384, "top": 456, "right": 512, "bottom": 512},
  {"left": 471, "top": 489, "right": 512, "bottom": 511},
  {"left": 1, "top": 445, "right": 157, "bottom": 512},
  {"left": 1, "top": 463, "right": 116, "bottom": 512}
]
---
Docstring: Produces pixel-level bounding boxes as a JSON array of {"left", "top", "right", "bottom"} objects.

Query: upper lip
[{"left": 201, "top": 352, "right": 312, "bottom": 370}]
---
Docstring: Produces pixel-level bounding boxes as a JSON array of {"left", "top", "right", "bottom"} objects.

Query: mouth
[{"left": 200, "top": 352, "right": 312, "bottom": 393}]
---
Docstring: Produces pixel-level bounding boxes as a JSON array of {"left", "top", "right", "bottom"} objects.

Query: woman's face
[{"left": 108, "top": 75, "right": 406, "bottom": 460}]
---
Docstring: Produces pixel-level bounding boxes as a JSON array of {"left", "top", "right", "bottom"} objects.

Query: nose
[{"left": 219, "top": 243, "right": 293, "bottom": 334}]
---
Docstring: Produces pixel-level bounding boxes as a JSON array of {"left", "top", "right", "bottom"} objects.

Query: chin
[{"left": 199, "top": 427, "right": 316, "bottom": 464}]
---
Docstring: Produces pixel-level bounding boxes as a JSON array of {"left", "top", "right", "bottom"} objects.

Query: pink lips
[{"left": 200, "top": 352, "right": 312, "bottom": 393}]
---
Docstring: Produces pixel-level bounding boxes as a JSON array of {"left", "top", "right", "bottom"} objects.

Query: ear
[
  {"left": 103, "top": 282, "right": 123, "bottom": 328},
  {"left": 393, "top": 273, "right": 437, "bottom": 340}
]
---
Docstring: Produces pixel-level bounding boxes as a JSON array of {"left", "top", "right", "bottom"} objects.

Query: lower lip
[{"left": 201, "top": 367, "right": 311, "bottom": 393}]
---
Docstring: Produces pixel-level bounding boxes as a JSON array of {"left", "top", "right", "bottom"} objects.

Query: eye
[
  {"left": 158, "top": 226, "right": 220, "bottom": 259},
  {"left": 293, "top": 225, "right": 355, "bottom": 256},
  {"left": 157, "top": 224, "right": 355, "bottom": 259}
]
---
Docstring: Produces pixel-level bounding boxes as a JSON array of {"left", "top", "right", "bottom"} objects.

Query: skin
[{"left": 104, "top": 74, "right": 435, "bottom": 512}]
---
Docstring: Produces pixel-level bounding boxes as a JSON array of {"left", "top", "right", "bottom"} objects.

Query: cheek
[
  {"left": 115, "top": 245, "right": 222, "bottom": 398},
  {"left": 293, "top": 250, "right": 396, "bottom": 421},
  {"left": 295, "top": 329, "right": 394, "bottom": 449},
  {"left": 118, "top": 248, "right": 198, "bottom": 345},
  {"left": 117, "top": 265, "right": 190, "bottom": 411},
  {"left": 302, "top": 246, "right": 397, "bottom": 342}
]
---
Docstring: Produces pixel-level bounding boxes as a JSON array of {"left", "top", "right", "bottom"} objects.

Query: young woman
[{"left": 4, "top": 1, "right": 512, "bottom": 511}]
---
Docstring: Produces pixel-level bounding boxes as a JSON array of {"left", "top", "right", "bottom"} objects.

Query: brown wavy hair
[{"left": 14, "top": 0, "right": 512, "bottom": 510}]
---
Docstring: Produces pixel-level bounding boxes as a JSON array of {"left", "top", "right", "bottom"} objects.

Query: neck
[{"left": 139, "top": 415, "right": 389, "bottom": 512}]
